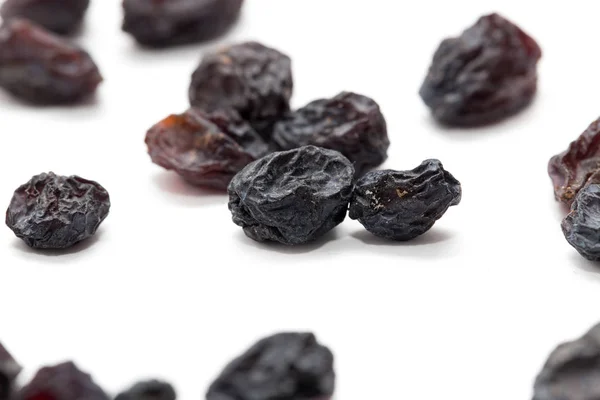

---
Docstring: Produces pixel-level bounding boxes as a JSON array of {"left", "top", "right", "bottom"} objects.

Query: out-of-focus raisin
[
  {"left": 115, "top": 380, "right": 176, "bottom": 400},
  {"left": 1, "top": 0, "right": 90, "bottom": 34},
  {"left": 0, "top": 343, "right": 21, "bottom": 400}
]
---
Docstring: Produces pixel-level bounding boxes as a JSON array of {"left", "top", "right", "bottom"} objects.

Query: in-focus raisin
[
  {"left": 115, "top": 380, "right": 176, "bottom": 400},
  {"left": 207, "top": 332, "right": 335, "bottom": 400},
  {"left": 189, "top": 41, "right": 293, "bottom": 140},
  {"left": 146, "top": 108, "right": 269, "bottom": 190},
  {"left": 419, "top": 13, "right": 541, "bottom": 126},
  {"left": 272, "top": 91, "right": 389, "bottom": 177},
  {"left": 228, "top": 145, "right": 354, "bottom": 245},
  {"left": 5, "top": 172, "right": 110, "bottom": 249},
  {"left": 0, "top": 18, "right": 102, "bottom": 104},
  {"left": 1, "top": 0, "right": 90, "bottom": 34},
  {"left": 0, "top": 343, "right": 21, "bottom": 400},
  {"left": 349, "top": 160, "right": 461, "bottom": 241}
]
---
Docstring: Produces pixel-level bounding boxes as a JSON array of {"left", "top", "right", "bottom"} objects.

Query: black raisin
[
  {"left": 0, "top": 343, "right": 21, "bottom": 400},
  {"left": 349, "top": 160, "right": 461, "bottom": 241},
  {"left": 145, "top": 108, "right": 269, "bottom": 190},
  {"left": 0, "top": 0, "right": 90, "bottom": 35},
  {"left": 115, "top": 380, "right": 176, "bottom": 400},
  {"left": 0, "top": 18, "right": 102, "bottom": 104},
  {"left": 228, "top": 145, "right": 354, "bottom": 245},
  {"left": 189, "top": 41, "right": 293, "bottom": 140},
  {"left": 5, "top": 172, "right": 110, "bottom": 249},
  {"left": 207, "top": 332, "right": 335, "bottom": 400},
  {"left": 419, "top": 13, "right": 541, "bottom": 126},
  {"left": 272, "top": 91, "right": 389, "bottom": 177}
]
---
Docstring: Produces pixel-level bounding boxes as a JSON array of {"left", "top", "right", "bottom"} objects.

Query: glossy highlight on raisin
[
  {"left": 1, "top": 0, "right": 90, "bottom": 34},
  {"left": 419, "top": 13, "right": 541, "bottom": 126},
  {"left": 115, "top": 380, "right": 176, "bottom": 400},
  {"left": 0, "top": 343, "right": 21, "bottom": 400}
]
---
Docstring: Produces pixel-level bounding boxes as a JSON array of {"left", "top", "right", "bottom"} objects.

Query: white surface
[{"left": 2, "top": 1, "right": 600, "bottom": 399}]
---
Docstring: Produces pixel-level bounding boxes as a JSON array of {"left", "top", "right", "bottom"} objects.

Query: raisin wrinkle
[
  {"left": 349, "top": 160, "right": 461, "bottom": 241},
  {"left": 228, "top": 145, "right": 354, "bottom": 245},
  {"left": 207, "top": 332, "right": 335, "bottom": 400},
  {"left": 5, "top": 172, "right": 110, "bottom": 249},
  {"left": 272, "top": 91, "right": 389, "bottom": 177},
  {"left": 419, "top": 13, "right": 541, "bottom": 126},
  {"left": 115, "top": 380, "right": 176, "bottom": 400},
  {"left": 1, "top": 0, "right": 90, "bottom": 34},
  {"left": 0, "top": 343, "right": 21, "bottom": 400}
]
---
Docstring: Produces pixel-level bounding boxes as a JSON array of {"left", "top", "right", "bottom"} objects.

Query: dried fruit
[
  {"left": 533, "top": 322, "right": 600, "bottom": 400},
  {"left": 349, "top": 160, "right": 461, "bottom": 241},
  {"left": 0, "top": 18, "right": 102, "bottom": 104},
  {"left": 1, "top": 0, "right": 90, "bottom": 34},
  {"left": 115, "top": 380, "right": 176, "bottom": 400},
  {"left": 228, "top": 145, "right": 354, "bottom": 245},
  {"left": 122, "top": 0, "right": 243, "bottom": 47},
  {"left": 272, "top": 92, "right": 389, "bottom": 177},
  {"left": 17, "top": 361, "right": 109, "bottom": 400},
  {"left": 5, "top": 172, "right": 110, "bottom": 249},
  {"left": 146, "top": 108, "right": 269, "bottom": 190},
  {"left": 0, "top": 343, "right": 21, "bottom": 400},
  {"left": 189, "top": 41, "right": 293, "bottom": 139},
  {"left": 207, "top": 332, "right": 335, "bottom": 400},
  {"left": 419, "top": 13, "right": 541, "bottom": 126}
]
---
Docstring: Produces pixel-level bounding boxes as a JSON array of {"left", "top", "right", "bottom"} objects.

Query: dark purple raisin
[
  {"left": 0, "top": 18, "right": 102, "bottom": 104},
  {"left": 0, "top": 0, "right": 90, "bottom": 35},
  {"left": 272, "top": 91, "right": 389, "bottom": 177},
  {"left": 0, "top": 343, "right": 21, "bottom": 400},
  {"left": 115, "top": 380, "right": 176, "bottom": 400},
  {"left": 419, "top": 13, "right": 541, "bottom": 126},
  {"left": 145, "top": 108, "right": 269, "bottom": 190},
  {"left": 228, "top": 145, "right": 354, "bottom": 245},
  {"left": 207, "top": 332, "right": 335, "bottom": 400},
  {"left": 349, "top": 160, "right": 461, "bottom": 241},
  {"left": 5, "top": 172, "right": 110, "bottom": 249},
  {"left": 189, "top": 41, "right": 293, "bottom": 140}
]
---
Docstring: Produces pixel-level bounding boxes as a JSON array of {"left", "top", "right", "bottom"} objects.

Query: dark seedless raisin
[
  {"left": 272, "top": 91, "right": 389, "bottom": 177},
  {"left": 115, "top": 380, "right": 176, "bottom": 400},
  {"left": 0, "top": 343, "right": 21, "bottom": 400},
  {"left": 349, "top": 160, "right": 461, "bottom": 241},
  {"left": 207, "top": 332, "right": 335, "bottom": 400},
  {"left": 0, "top": 19, "right": 102, "bottom": 104},
  {"left": 228, "top": 145, "right": 354, "bottom": 245},
  {"left": 1, "top": 0, "right": 90, "bottom": 34},
  {"left": 420, "top": 13, "right": 541, "bottom": 126},
  {"left": 5, "top": 172, "right": 110, "bottom": 249}
]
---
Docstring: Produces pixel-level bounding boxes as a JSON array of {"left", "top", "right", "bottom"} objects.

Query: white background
[{"left": 2, "top": 1, "right": 600, "bottom": 399}]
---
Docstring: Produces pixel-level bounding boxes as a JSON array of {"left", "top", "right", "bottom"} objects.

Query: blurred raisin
[
  {"left": 228, "top": 145, "right": 354, "bottom": 245},
  {"left": 146, "top": 108, "right": 269, "bottom": 190},
  {"left": 419, "top": 13, "right": 541, "bottom": 126},
  {"left": 115, "top": 380, "right": 176, "bottom": 400},
  {"left": 0, "top": 343, "right": 21, "bottom": 400},
  {"left": 349, "top": 160, "right": 461, "bottom": 241},
  {"left": 5, "top": 172, "right": 110, "bottom": 249},
  {"left": 207, "top": 332, "right": 335, "bottom": 400},
  {"left": 122, "top": 0, "right": 243, "bottom": 47},
  {"left": 272, "top": 92, "right": 389, "bottom": 177},
  {"left": 189, "top": 41, "right": 293, "bottom": 140},
  {"left": 0, "top": 19, "right": 102, "bottom": 104},
  {"left": 1, "top": 0, "right": 90, "bottom": 34}
]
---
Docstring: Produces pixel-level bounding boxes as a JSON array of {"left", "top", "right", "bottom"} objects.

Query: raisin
[
  {"left": 349, "top": 160, "right": 461, "bottom": 241},
  {"left": 0, "top": 18, "right": 102, "bottom": 104},
  {"left": 0, "top": 0, "right": 90, "bottom": 35},
  {"left": 272, "top": 91, "right": 389, "bottom": 177},
  {"left": 419, "top": 13, "right": 541, "bottom": 126},
  {"left": 115, "top": 380, "right": 176, "bottom": 400},
  {"left": 5, "top": 172, "right": 110, "bottom": 249},
  {"left": 207, "top": 332, "right": 335, "bottom": 400},
  {"left": 189, "top": 42, "right": 293, "bottom": 140},
  {"left": 146, "top": 108, "right": 269, "bottom": 190},
  {"left": 122, "top": 0, "right": 243, "bottom": 48},
  {"left": 228, "top": 145, "right": 354, "bottom": 245},
  {"left": 17, "top": 361, "right": 109, "bottom": 400},
  {"left": 0, "top": 343, "right": 21, "bottom": 400}
]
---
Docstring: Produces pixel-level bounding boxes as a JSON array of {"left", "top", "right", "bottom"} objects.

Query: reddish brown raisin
[{"left": 1, "top": 0, "right": 90, "bottom": 35}]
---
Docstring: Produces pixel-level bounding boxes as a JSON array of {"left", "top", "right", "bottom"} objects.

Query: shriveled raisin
[
  {"left": 349, "top": 160, "right": 461, "bottom": 241},
  {"left": 0, "top": 343, "right": 21, "bottom": 400},
  {"left": 207, "top": 332, "right": 335, "bottom": 400},
  {"left": 5, "top": 172, "right": 110, "bottom": 249},
  {"left": 0, "top": 19, "right": 102, "bottom": 104},
  {"left": 146, "top": 108, "right": 269, "bottom": 190},
  {"left": 115, "top": 380, "right": 176, "bottom": 400},
  {"left": 272, "top": 91, "right": 389, "bottom": 177},
  {"left": 1, "top": 0, "right": 90, "bottom": 35},
  {"left": 419, "top": 13, "right": 541, "bottom": 126},
  {"left": 228, "top": 145, "right": 354, "bottom": 245}
]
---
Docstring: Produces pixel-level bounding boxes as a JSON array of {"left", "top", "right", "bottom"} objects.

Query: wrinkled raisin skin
[
  {"left": 146, "top": 108, "right": 269, "bottom": 190},
  {"left": 419, "top": 13, "right": 541, "bottom": 126},
  {"left": 115, "top": 380, "right": 176, "bottom": 400},
  {"left": 349, "top": 160, "right": 461, "bottom": 241},
  {"left": 1, "top": 0, "right": 90, "bottom": 34},
  {"left": 228, "top": 145, "right": 354, "bottom": 245},
  {"left": 272, "top": 91, "right": 389, "bottom": 177},
  {"left": 207, "top": 332, "right": 335, "bottom": 400},
  {"left": 0, "top": 343, "right": 21, "bottom": 400},
  {"left": 0, "top": 19, "right": 102, "bottom": 104},
  {"left": 5, "top": 172, "right": 110, "bottom": 249}
]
